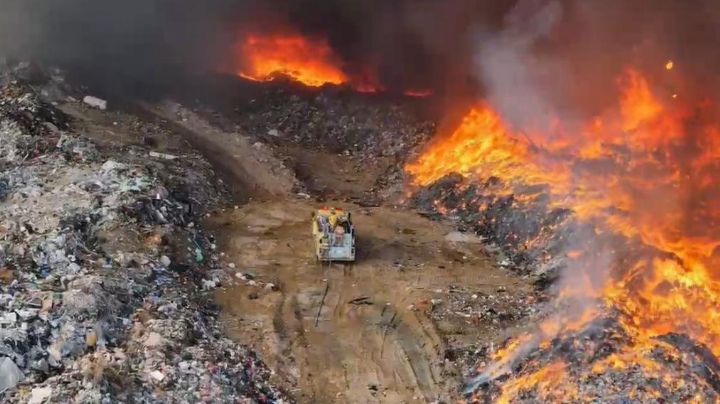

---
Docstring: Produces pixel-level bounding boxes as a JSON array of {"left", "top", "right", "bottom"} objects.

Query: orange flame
[
  {"left": 619, "top": 68, "right": 663, "bottom": 132},
  {"left": 233, "top": 32, "right": 439, "bottom": 95},
  {"left": 234, "top": 32, "right": 387, "bottom": 93},
  {"left": 407, "top": 67, "right": 720, "bottom": 400},
  {"left": 236, "top": 33, "right": 348, "bottom": 87},
  {"left": 497, "top": 361, "right": 577, "bottom": 403},
  {"left": 406, "top": 106, "right": 568, "bottom": 192}
]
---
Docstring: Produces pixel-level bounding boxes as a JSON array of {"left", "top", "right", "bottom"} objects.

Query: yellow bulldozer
[{"left": 311, "top": 207, "right": 356, "bottom": 262}]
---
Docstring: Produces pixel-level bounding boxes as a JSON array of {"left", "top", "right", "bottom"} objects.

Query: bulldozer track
[{"left": 210, "top": 200, "right": 531, "bottom": 403}]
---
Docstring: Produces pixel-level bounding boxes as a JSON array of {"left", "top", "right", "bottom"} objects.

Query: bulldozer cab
[{"left": 312, "top": 207, "right": 355, "bottom": 262}]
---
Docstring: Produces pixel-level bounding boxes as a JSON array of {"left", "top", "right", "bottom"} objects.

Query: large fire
[
  {"left": 236, "top": 33, "right": 348, "bottom": 87},
  {"left": 235, "top": 32, "right": 390, "bottom": 94},
  {"left": 406, "top": 66, "right": 720, "bottom": 400},
  {"left": 234, "top": 32, "right": 434, "bottom": 96}
]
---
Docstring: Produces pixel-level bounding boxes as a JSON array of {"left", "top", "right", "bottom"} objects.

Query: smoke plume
[
  {"left": 0, "top": 0, "right": 719, "bottom": 101},
  {"left": 473, "top": 0, "right": 720, "bottom": 131},
  {"left": 0, "top": 0, "right": 506, "bottom": 96}
]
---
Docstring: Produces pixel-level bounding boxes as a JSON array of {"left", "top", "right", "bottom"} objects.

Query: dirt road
[
  {"left": 208, "top": 200, "right": 531, "bottom": 403},
  {"left": 130, "top": 102, "right": 534, "bottom": 402}
]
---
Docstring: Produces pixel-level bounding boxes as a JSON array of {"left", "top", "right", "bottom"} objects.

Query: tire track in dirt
[
  {"left": 132, "top": 102, "right": 534, "bottom": 402},
  {"left": 210, "top": 201, "right": 532, "bottom": 403}
]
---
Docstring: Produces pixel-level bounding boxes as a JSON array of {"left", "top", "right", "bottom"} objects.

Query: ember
[{"left": 404, "top": 89, "right": 433, "bottom": 98}]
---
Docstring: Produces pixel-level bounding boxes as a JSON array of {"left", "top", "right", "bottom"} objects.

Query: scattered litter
[
  {"left": 0, "top": 358, "right": 23, "bottom": 391},
  {"left": 445, "top": 231, "right": 484, "bottom": 244},
  {"left": 0, "top": 67, "right": 286, "bottom": 402},
  {"left": 82, "top": 95, "right": 107, "bottom": 110},
  {"left": 148, "top": 370, "right": 165, "bottom": 382},
  {"left": 149, "top": 151, "right": 178, "bottom": 160},
  {"left": 28, "top": 386, "right": 52, "bottom": 404}
]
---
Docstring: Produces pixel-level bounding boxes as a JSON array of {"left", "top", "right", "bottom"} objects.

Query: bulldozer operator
[{"left": 328, "top": 208, "right": 339, "bottom": 231}]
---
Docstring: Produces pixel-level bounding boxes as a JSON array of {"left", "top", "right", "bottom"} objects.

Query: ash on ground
[{"left": 0, "top": 68, "right": 286, "bottom": 402}]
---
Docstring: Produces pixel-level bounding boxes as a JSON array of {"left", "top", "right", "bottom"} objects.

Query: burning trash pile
[
  {"left": 230, "top": 30, "right": 433, "bottom": 97},
  {"left": 405, "top": 66, "right": 720, "bottom": 402},
  {"left": 222, "top": 27, "right": 437, "bottom": 175},
  {"left": 0, "top": 71, "right": 285, "bottom": 402},
  {"left": 233, "top": 33, "right": 363, "bottom": 90}
]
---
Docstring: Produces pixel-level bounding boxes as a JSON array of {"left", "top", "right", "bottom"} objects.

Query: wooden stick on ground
[
  {"left": 315, "top": 281, "right": 330, "bottom": 327},
  {"left": 380, "top": 311, "right": 397, "bottom": 358},
  {"left": 380, "top": 303, "right": 390, "bottom": 321}
]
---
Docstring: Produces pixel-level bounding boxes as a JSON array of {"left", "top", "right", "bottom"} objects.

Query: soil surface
[
  {"left": 137, "top": 99, "right": 535, "bottom": 403},
  {"left": 208, "top": 201, "right": 532, "bottom": 403}
]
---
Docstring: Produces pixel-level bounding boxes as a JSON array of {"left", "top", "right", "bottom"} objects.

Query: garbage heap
[
  {"left": 228, "top": 86, "right": 437, "bottom": 199},
  {"left": 0, "top": 78, "right": 286, "bottom": 402},
  {"left": 236, "top": 88, "right": 436, "bottom": 160},
  {"left": 409, "top": 172, "right": 720, "bottom": 401},
  {"left": 411, "top": 174, "right": 572, "bottom": 284}
]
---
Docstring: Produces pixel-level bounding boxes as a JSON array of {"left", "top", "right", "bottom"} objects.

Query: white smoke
[
  {"left": 466, "top": 0, "right": 619, "bottom": 392},
  {"left": 474, "top": 0, "right": 564, "bottom": 134}
]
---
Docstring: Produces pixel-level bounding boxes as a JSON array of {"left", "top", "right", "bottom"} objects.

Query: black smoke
[
  {"left": 1, "top": 0, "right": 719, "bottom": 103},
  {"left": 473, "top": 0, "right": 720, "bottom": 130},
  {"left": 0, "top": 0, "right": 241, "bottom": 95},
  {"left": 0, "top": 0, "right": 512, "bottom": 97}
]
